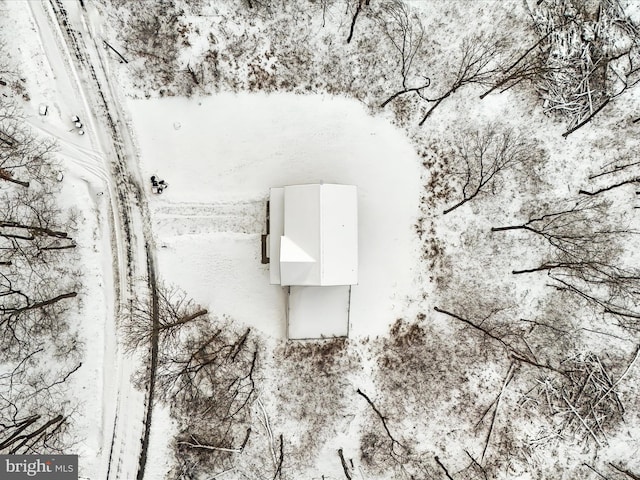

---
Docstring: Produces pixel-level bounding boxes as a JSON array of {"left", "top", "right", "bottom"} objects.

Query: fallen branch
[
  {"left": 562, "top": 393, "right": 602, "bottom": 446},
  {"left": 50, "top": 362, "right": 82, "bottom": 388},
  {"left": 480, "top": 27, "right": 558, "bottom": 100},
  {"left": 583, "top": 463, "right": 610, "bottom": 479},
  {"left": 356, "top": 388, "right": 403, "bottom": 451},
  {"left": 435, "top": 456, "right": 454, "bottom": 480},
  {"left": 180, "top": 309, "right": 208, "bottom": 323},
  {"left": 163, "top": 309, "right": 208, "bottom": 329},
  {"left": 338, "top": 448, "right": 352, "bottom": 480},
  {"left": 466, "top": 450, "right": 488, "bottom": 480},
  {"left": 609, "top": 463, "right": 640, "bottom": 480},
  {"left": 593, "top": 345, "right": 640, "bottom": 411},
  {"left": 347, "top": 0, "right": 366, "bottom": 44},
  {"left": 0, "top": 175, "right": 29, "bottom": 188},
  {"left": 481, "top": 363, "right": 515, "bottom": 461},
  {"left": 380, "top": 80, "right": 430, "bottom": 108},
  {"left": 177, "top": 431, "right": 252, "bottom": 454},
  {"left": 272, "top": 434, "right": 283, "bottom": 480},
  {"left": 177, "top": 441, "right": 242, "bottom": 453},
  {"left": 2, "top": 291, "right": 77, "bottom": 315},
  {"left": 589, "top": 161, "right": 640, "bottom": 180},
  {"left": 434, "top": 307, "right": 561, "bottom": 374},
  {"left": 103, "top": 40, "right": 128, "bottom": 63},
  {"left": 239, "top": 428, "right": 251, "bottom": 451},
  {"left": 579, "top": 177, "right": 640, "bottom": 196},
  {"left": 434, "top": 306, "right": 512, "bottom": 353},
  {"left": 562, "top": 98, "right": 610, "bottom": 138},
  {"left": 0, "top": 220, "right": 69, "bottom": 238},
  {"left": 257, "top": 396, "right": 276, "bottom": 466},
  {"left": 5, "top": 414, "right": 66, "bottom": 453}
]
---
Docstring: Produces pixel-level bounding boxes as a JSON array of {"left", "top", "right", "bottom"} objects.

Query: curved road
[{"left": 27, "top": 1, "right": 160, "bottom": 479}]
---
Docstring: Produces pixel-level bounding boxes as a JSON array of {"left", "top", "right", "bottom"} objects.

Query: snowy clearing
[{"left": 130, "top": 94, "right": 423, "bottom": 339}]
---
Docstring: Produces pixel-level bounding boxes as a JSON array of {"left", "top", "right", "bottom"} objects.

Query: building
[{"left": 268, "top": 183, "right": 358, "bottom": 338}]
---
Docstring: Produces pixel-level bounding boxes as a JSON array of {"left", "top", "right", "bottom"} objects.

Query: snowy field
[{"left": 130, "top": 93, "right": 423, "bottom": 339}]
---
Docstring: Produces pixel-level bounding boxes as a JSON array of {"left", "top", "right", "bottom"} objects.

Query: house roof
[{"left": 269, "top": 183, "right": 358, "bottom": 286}]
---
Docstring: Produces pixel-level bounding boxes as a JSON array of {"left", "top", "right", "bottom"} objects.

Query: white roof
[
  {"left": 287, "top": 286, "right": 351, "bottom": 339},
  {"left": 270, "top": 183, "right": 358, "bottom": 286}
]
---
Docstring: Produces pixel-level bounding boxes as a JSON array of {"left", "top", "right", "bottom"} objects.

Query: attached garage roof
[{"left": 270, "top": 183, "right": 358, "bottom": 286}]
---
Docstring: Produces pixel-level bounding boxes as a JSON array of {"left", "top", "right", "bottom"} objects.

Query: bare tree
[
  {"left": 0, "top": 354, "right": 81, "bottom": 454},
  {"left": 375, "top": 1, "right": 430, "bottom": 108},
  {"left": 491, "top": 198, "right": 617, "bottom": 267},
  {"left": 1, "top": 189, "right": 76, "bottom": 270},
  {"left": 609, "top": 462, "right": 640, "bottom": 480},
  {"left": 357, "top": 387, "right": 437, "bottom": 479},
  {"left": 0, "top": 113, "right": 78, "bottom": 359},
  {"left": 433, "top": 306, "right": 560, "bottom": 374},
  {"left": 418, "top": 36, "right": 501, "bottom": 125},
  {"left": 310, "top": 0, "right": 336, "bottom": 28},
  {"left": 0, "top": 95, "right": 80, "bottom": 455},
  {"left": 0, "top": 287, "right": 78, "bottom": 357},
  {"left": 480, "top": 26, "right": 559, "bottom": 100},
  {"left": 1, "top": 225, "right": 80, "bottom": 454},
  {"left": 127, "top": 285, "right": 259, "bottom": 473},
  {"left": 575, "top": 155, "right": 640, "bottom": 198},
  {"left": 273, "top": 338, "right": 355, "bottom": 469},
  {"left": 346, "top": 0, "right": 371, "bottom": 44},
  {"left": 168, "top": 325, "right": 258, "bottom": 473},
  {"left": 492, "top": 198, "right": 640, "bottom": 325},
  {"left": 442, "top": 126, "right": 541, "bottom": 215},
  {"left": 433, "top": 300, "right": 638, "bottom": 452},
  {"left": 0, "top": 187, "right": 80, "bottom": 451},
  {"left": 125, "top": 283, "right": 207, "bottom": 352},
  {"left": 0, "top": 98, "right": 57, "bottom": 187},
  {"left": 479, "top": 1, "right": 640, "bottom": 136}
]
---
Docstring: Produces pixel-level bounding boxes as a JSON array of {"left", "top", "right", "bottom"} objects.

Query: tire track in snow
[
  {"left": 41, "top": 1, "right": 157, "bottom": 479},
  {"left": 152, "top": 199, "right": 267, "bottom": 235},
  {"left": 25, "top": 121, "right": 109, "bottom": 181}
]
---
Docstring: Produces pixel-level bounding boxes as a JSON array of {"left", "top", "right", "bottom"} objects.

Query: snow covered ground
[
  {"left": 130, "top": 93, "right": 424, "bottom": 339},
  {"left": 4, "top": 0, "right": 640, "bottom": 478},
  {"left": 1, "top": 2, "right": 113, "bottom": 478}
]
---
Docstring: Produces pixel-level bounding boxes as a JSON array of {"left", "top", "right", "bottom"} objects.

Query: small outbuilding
[{"left": 268, "top": 183, "right": 358, "bottom": 339}]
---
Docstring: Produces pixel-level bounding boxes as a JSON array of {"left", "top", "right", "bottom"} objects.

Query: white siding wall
[{"left": 269, "top": 187, "right": 284, "bottom": 285}]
